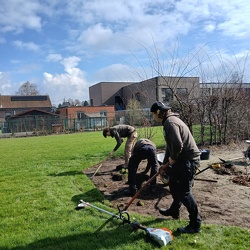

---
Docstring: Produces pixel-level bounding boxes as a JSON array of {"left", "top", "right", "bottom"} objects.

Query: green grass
[{"left": 0, "top": 129, "right": 249, "bottom": 250}]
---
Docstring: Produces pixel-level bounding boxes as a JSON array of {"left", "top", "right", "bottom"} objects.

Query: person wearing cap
[
  {"left": 124, "top": 138, "right": 159, "bottom": 196},
  {"left": 103, "top": 125, "right": 137, "bottom": 168},
  {"left": 150, "top": 101, "right": 202, "bottom": 234}
]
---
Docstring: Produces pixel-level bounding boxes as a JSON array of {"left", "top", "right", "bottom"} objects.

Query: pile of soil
[{"left": 84, "top": 143, "right": 250, "bottom": 229}]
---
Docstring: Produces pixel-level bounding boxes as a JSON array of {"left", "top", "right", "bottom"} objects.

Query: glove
[
  {"left": 160, "top": 165, "right": 174, "bottom": 185},
  {"left": 165, "top": 165, "right": 174, "bottom": 176}
]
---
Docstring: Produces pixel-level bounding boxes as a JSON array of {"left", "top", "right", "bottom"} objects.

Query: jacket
[
  {"left": 162, "top": 113, "right": 201, "bottom": 163},
  {"left": 133, "top": 138, "right": 156, "bottom": 152},
  {"left": 110, "top": 125, "right": 136, "bottom": 151}
]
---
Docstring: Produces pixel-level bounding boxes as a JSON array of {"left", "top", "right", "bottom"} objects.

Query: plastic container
[{"left": 200, "top": 149, "right": 210, "bottom": 160}]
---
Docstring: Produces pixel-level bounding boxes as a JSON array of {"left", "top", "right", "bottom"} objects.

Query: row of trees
[
  {"left": 118, "top": 42, "right": 250, "bottom": 146},
  {"left": 176, "top": 82, "right": 249, "bottom": 145},
  {"left": 125, "top": 80, "right": 249, "bottom": 146}
]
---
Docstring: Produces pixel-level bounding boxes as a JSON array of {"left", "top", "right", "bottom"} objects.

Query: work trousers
[
  {"left": 128, "top": 144, "right": 158, "bottom": 189},
  {"left": 124, "top": 130, "right": 138, "bottom": 167},
  {"left": 168, "top": 159, "right": 202, "bottom": 228}
]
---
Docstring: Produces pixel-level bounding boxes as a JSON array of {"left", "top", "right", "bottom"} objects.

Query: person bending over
[
  {"left": 125, "top": 138, "right": 158, "bottom": 196},
  {"left": 103, "top": 125, "right": 137, "bottom": 168}
]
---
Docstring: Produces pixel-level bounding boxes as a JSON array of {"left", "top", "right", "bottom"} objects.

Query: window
[
  {"left": 100, "top": 110, "right": 107, "bottom": 116},
  {"left": 201, "top": 88, "right": 211, "bottom": 96},
  {"left": 176, "top": 88, "right": 187, "bottom": 98},
  {"left": 135, "top": 92, "right": 141, "bottom": 102},
  {"left": 77, "top": 112, "right": 85, "bottom": 120},
  {"left": 162, "top": 88, "right": 173, "bottom": 102}
]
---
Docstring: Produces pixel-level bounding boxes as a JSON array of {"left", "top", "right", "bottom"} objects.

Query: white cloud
[
  {"left": 1, "top": 0, "right": 250, "bottom": 105},
  {"left": 93, "top": 63, "right": 154, "bottom": 82},
  {"left": 43, "top": 56, "right": 89, "bottom": 104},
  {"left": 93, "top": 64, "right": 134, "bottom": 82},
  {"left": 78, "top": 24, "right": 113, "bottom": 48},
  {"left": 64, "top": 0, "right": 249, "bottom": 57},
  {"left": 46, "top": 54, "right": 63, "bottom": 62},
  {"left": 0, "top": 72, "right": 12, "bottom": 93},
  {"left": 13, "top": 40, "right": 40, "bottom": 52},
  {"left": 165, "top": 0, "right": 250, "bottom": 39},
  {"left": 0, "top": 0, "right": 43, "bottom": 33},
  {"left": 204, "top": 23, "right": 216, "bottom": 33}
]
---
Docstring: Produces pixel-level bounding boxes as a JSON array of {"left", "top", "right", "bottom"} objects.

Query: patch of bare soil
[{"left": 84, "top": 142, "right": 250, "bottom": 229}]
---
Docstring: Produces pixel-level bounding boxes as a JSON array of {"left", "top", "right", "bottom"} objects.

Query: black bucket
[{"left": 200, "top": 150, "right": 210, "bottom": 160}]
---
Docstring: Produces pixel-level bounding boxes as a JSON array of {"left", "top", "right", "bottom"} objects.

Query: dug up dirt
[{"left": 84, "top": 142, "right": 250, "bottom": 229}]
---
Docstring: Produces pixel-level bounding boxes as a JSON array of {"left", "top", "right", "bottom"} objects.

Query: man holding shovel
[
  {"left": 150, "top": 102, "right": 202, "bottom": 234},
  {"left": 103, "top": 125, "right": 137, "bottom": 168}
]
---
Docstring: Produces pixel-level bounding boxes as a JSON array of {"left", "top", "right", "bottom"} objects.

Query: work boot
[
  {"left": 150, "top": 185, "right": 156, "bottom": 194},
  {"left": 116, "top": 164, "right": 125, "bottom": 171},
  {"left": 177, "top": 224, "right": 200, "bottom": 234},
  {"left": 159, "top": 208, "right": 180, "bottom": 219},
  {"left": 123, "top": 187, "right": 137, "bottom": 196}
]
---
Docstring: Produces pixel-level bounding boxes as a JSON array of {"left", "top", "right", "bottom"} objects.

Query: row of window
[{"left": 77, "top": 111, "right": 107, "bottom": 120}]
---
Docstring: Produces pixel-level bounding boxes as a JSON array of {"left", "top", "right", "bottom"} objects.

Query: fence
[
  {"left": 1, "top": 110, "right": 249, "bottom": 144},
  {"left": 1, "top": 116, "right": 111, "bottom": 134},
  {"left": 0, "top": 109, "right": 153, "bottom": 135}
]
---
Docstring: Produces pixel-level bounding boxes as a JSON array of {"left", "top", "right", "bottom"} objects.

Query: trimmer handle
[{"left": 130, "top": 222, "right": 147, "bottom": 231}]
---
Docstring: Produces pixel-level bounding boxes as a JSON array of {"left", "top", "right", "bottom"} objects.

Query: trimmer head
[{"left": 75, "top": 200, "right": 88, "bottom": 210}]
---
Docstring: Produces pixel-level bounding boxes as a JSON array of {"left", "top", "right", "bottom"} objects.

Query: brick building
[
  {"left": 89, "top": 76, "right": 200, "bottom": 110},
  {"left": 56, "top": 105, "right": 115, "bottom": 130}
]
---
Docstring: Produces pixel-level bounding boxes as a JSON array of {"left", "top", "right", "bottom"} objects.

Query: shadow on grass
[
  {"left": 7, "top": 189, "right": 182, "bottom": 250},
  {"left": 48, "top": 170, "right": 83, "bottom": 177},
  {"left": 71, "top": 189, "right": 105, "bottom": 205},
  {"left": 10, "top": 218, "right": 166, "bottom": 250},
  {"left": 10, "top": 228, "right": 157, "bottom": 249}
]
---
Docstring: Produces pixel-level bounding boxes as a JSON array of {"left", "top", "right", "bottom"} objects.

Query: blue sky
[{"left": 0, "top": 0, "right": 250, "bottom": 106}]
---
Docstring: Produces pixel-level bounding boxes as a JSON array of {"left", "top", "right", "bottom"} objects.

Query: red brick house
[{"left": 56, "top": 105, "right": 115, "bottom": 130}]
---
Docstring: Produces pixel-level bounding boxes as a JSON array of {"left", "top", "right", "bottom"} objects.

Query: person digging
[
  {"left": 124, "top": 138, "right": 158, "bottom": 196},
  {"left": 103, "top": 125, "right": 137, "bottom": 168},
  {"left": 150, "top": 101, "right": 202, "bottom": 234}
]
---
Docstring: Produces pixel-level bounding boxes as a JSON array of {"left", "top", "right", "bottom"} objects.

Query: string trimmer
[{"left": 75, "top": 200, "right": 173, "bottom": 247}]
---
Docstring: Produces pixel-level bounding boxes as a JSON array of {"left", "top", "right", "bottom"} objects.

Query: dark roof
[
  {"left": 7, "top": 109, "right": 58, "bottom": 119},
  {"left": 0, "top": 95, "right": 52, "bottom": 109}
]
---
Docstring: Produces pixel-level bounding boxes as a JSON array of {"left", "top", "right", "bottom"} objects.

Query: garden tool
[
  {"left": 123, "top": 170, "right": 161, "bottom": 211},
  {"left": 158, "top": 151, "right": 219, "bottom": 185},
  {"left": 91, "top": 163, "right": 103, "bottom": 179},
  {"left": 75, "top": 200, "right": 173, "bottom": 246}
]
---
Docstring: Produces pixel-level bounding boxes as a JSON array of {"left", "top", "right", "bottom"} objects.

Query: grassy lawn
[{"left": 0, "top": 128, "right": 249, "bottom": 250}]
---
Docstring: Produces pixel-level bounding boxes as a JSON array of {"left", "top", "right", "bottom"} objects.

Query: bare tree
[
  {"left": 74, "top": 99, "right": 81, "bottom": 106},
  {"left": 125, "top": 40, "right": 250, "bottom": 145},
  {"left": 16, "top": 81, "right": 39, "bottom": 96},
  {"left": 125, "top": 98, "right": 157, "bottom": 140},
  {"left": 67, "top": 98, "right": 74, "bottom": 106}
]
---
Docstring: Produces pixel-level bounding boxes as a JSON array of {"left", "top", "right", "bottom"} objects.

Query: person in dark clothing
[
  {"left": 150, "top": 101, "right": 202, "bottom": 234},
  {"left": 125, "top": 138, "right": 159, "bottom": 196},
  {"left": 103, "top": 125, "right": 137, "bottom": 168}
]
